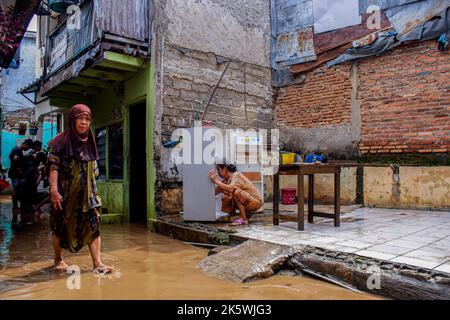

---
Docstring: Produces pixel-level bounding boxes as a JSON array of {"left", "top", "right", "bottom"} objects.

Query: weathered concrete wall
[
  {"left": 279, "top": 125, "right": 359, "bottom": 159},
  {"left": 264, "top": 165, "right": 450, "bottom": 210},
  {"left": 160, "top": 44, "right": 273, "bottom": 139},
  {"left": 155, "top": 44, "right": 273, "bottom": 212},
  {"left": 364, "top": 166, "right": 450, "bottom": 210},
  {"left": 159, "top": 0, "right": 270, "bottom": 66},
  {"left": 264, "top": 167, "right": 358, "bottom": 205},
  {"left": 152, "top": 0, "right": 273, "bottom": 213}
]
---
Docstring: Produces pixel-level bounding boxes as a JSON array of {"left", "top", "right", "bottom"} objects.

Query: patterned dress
[{"left": 47, "top": 149, "right": 102, "bottom": 253}]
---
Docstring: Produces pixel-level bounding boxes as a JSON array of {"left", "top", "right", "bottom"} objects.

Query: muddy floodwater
[{"left": 0, "top": 197, "right": 377, "bottom": 300}]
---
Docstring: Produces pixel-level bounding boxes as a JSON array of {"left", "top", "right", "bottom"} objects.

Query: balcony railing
[{"left": 47, "top": 0, "right": 97, "bottom": 74}]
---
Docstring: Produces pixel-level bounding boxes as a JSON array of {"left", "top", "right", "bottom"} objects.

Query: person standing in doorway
[{"left": 47, "top": 104, "right": 113, "bottom": 273}]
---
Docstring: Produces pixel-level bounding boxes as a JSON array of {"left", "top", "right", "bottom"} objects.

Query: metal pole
[
  {"left": 200, "top": 59, "right": 232, "bottom": 122},
  {"left": 302, "top": 269, "right": 365, "bottom": 294}
]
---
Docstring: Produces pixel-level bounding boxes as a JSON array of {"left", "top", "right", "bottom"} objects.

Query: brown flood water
[{"left": 0, "top": 197, "right": 378, "bottom": 300}]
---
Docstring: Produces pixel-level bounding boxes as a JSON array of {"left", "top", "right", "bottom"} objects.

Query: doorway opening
[{"left": 129, "top": 102, "right": 147, "bottom": 223}]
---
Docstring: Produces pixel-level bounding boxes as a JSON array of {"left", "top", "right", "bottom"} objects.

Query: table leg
[
  {"left": 273, "top": 173, "right": 279, "bottom": 225},
  {"left": 308, "top": 174, "right": 314, "bottom": 223},
  {"left": 334, "top": 172, "right": 341, "bottom": 227},
  {"left": 298, "top": 173, "right": 305, "bottom": 231}
]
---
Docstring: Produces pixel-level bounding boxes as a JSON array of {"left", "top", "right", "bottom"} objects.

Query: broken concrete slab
[
  {"left": 198, "top": 239, "right": 296, "bottom": 282},
  {"left": 208, "top": 246, "right": 232, "bottom": 256}
]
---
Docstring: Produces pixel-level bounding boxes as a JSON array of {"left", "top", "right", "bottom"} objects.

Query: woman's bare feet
[
  {"left": 54, "top": 260, "right": 68, "bottom": 272},
  {"left": 93, "top": 263, "right": 114, "bottom": 274}
]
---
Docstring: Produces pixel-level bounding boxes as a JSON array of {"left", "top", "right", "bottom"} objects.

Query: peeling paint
[{"left": 364, "top": 166, "right": 450, "bottom": 210}]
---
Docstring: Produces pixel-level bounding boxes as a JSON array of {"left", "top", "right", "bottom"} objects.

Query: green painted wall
[
  {"left": 48, "top": 56, "right": 155, "bottom": 223},
  {"left": 90, "top": 86, "right": 125, "bottom": 217},
  {"left": 97, "top": 181, "right": 124, "bottom": 214},
  {"left": 122, "top": 62, "right": 156, "bottom": 224}
]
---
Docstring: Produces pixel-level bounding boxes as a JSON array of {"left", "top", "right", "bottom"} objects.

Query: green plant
[
  {"left": 208, "top": 231, "right": 230, "bottom": 245},
  {"left": 29, "top": 121, "right": 39, "bottom": 129},
  {"left": 18, "top": 121, "right": 27, "bottom": 130}
]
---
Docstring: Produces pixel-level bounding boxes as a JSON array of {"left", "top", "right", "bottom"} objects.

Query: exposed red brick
[
  {"left": 275, "top": 40, "right": 450, "bottom": 155},
  {"left": 358, "top": 40, "right": 450, "bottom": 154},
  {"left": 275, "top": 64, "right": 352, "bottom": 129}
]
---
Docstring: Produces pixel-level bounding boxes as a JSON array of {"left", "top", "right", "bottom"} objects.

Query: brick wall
[
  {"left": 155, "top": 43, "right": 274, "bottom": 212},
  {"left": 158, "top": 43, "right": 274, "bottom": 180},
  {"left": 358, "top": 40, "right": 450, "bottom": 154},
  {"left": 275, "top": 40, "right": 450, "bottom": 157},
  {"left": 276, "top": 63, "right": 353, "bottom": 129},
  {"left": 161, "top": 44, "right": 273, "bottom": 140}
]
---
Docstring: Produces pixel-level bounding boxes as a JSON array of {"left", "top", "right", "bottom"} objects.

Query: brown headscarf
[{"left": 49, "top": 104, "right": 99, "bottom": 161}]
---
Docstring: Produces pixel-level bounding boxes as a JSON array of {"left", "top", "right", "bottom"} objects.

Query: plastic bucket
[
  {"left": 281, "top": 153, "right": 295, "bottom": 164},
  {"left": 281, "top": 188, "right": 297, "bottom": 205}
]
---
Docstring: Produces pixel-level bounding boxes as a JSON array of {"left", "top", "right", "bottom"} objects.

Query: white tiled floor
[{"left": 235, "top": 207, "right": 450, "bottom": 273}]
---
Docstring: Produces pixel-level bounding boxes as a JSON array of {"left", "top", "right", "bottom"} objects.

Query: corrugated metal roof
[
  {"left": 275, "top": 0, "right": 314, "bottom": 34},
  {"left": 291, "top": 43, "right": 351, "bottom": 73},
  {"left": 314, "top": 12, "right": 391, "bottom": 54},
  {"left": 271, "top": 0, "right": 450, "bottom": 85},
  {"left": 385, "top": 0, "right": 450, "bottom": 34},
  {"left": 94, "top": 0, "right": 149, "bottom": 41},
  {"left": 275, "top": 27, "right": 316, "bottom": 65},
  {"left": 358, "top": 0, "right": 421, "bottom": 15},
  {"left": 18, "top": 77, "right": 43, "bottom": 94}
]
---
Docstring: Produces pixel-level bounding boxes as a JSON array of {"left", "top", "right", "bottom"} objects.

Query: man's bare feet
[
  {"left": 54, "top": 260, "right": 68, "bottom": 272},
  {"left": 93, "top": 263, "right": 114, "bottom": 274}
]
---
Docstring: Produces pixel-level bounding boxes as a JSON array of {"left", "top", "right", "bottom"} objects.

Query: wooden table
[{"left": 273, "top": 164, "right": 341, "bottom": 231}]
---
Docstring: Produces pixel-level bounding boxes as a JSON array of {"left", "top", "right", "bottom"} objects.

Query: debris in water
[{"left": 197, "top": 240, "right": 295, "bottom": 282}]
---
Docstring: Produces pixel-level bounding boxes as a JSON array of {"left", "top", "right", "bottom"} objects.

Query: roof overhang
[
  {"left": 0, "top": 0, "right": 41, "bottom": 68},
  {"left": 39, "top": 48, "right": 147, "bottom": 103},
  {"left": 19, "top": 77, "right": 42, "bottom": 94}
]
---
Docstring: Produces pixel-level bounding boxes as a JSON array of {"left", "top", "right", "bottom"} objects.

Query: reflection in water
[
  {"left": 0, "top": 217, "right": 14, "bottom": 266},
  {"left": 0, "top": 196, "right": 378, "bottom": 300}
]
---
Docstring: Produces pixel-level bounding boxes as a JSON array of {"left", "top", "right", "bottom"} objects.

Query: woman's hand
[
  {"left": 208, "top": 170, "right": 218, "bottom": 184},
  {"left": 51, "top": 190, "right": 63, "bottom": 211}
]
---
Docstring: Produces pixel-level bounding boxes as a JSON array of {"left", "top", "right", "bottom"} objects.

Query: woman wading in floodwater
[{"left": 48, "top": 104, "right": 113, "bottom": 273}]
